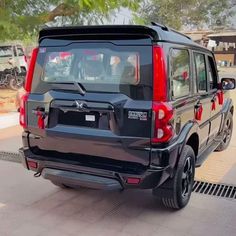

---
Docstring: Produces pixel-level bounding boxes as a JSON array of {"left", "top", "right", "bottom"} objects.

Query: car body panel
[{"left": 20, "top": 24, "right": 234, "bottom": 191}]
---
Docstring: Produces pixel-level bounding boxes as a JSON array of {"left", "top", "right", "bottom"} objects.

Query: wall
[{"left": 214, "top": 53, "right": 235, "bottom": 65}]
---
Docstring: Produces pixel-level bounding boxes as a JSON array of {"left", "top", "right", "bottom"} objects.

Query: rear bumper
[
  {"left": 19, "top": 147, "right": 171, "bottom": 190},
  {"left": 42, "top": 168, "right": 123, "bottom": 190}
]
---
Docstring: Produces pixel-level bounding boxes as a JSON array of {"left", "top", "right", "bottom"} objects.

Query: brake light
[
  {"left": 153, "top": 46, "right": 167, "bottom": 102},
  {"left": 25, "top": 47, "right": 38, "bottom": 92},
  {"left": 152, "top": 102, "right": 174, "bottom": 143},
  {"left": 19, "top": 93, "right": 29, "bottom": 128},
  {"left": 152, "top": 46, "right": 173, "bottom": 143}
]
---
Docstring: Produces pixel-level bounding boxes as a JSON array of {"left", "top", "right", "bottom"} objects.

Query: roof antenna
[{"left": 151, "top": 22, "right": 169, "bottom": 31}]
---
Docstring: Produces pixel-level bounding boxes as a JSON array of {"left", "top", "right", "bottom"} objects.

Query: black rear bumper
[
  {"left": 19, "top": 147, "right": 171, "bottom": 190},
  {"left": 42, "top": 168, "right": 123, "bottom": 190}
]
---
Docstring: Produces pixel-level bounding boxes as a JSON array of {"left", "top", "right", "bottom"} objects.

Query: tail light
[
  {"left": 152, "top": 102, "right": 174, "bottom": 143},
  {"left": 25, "top": 47, "right": 38, "bottom": 92},
  {"left": 153, "top": 46, "right": 167, "bottom": 102},
  {"left": 152, "top": 46, "right": 174, "bottom": 143},
  {"left": 20, "top": 47, "right": 38, "bottom": 128},
  {"left": 19, "top": 92, "right": 29, "bottom": 128}
]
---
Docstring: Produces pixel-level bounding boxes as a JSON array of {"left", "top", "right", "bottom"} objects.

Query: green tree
[
  {"left": 134, "top": 0, "right": 236, "bottom": 30},
  {"left": 0, "top": 0, "right": 139, "bottom": 41}
]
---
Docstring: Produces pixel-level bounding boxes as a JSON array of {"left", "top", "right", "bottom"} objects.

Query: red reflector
[
  {"left": 27, "top": 160, "right": 38, "bottom": 169},
  {"left": 25, "top": 47, "right": 38, "bottom": 92},
  {"left": 153, "top": 46, "right": 167, "bottom": 102},
  {"left": 126, "top": 177, "right": 141, "bottom": 185}
]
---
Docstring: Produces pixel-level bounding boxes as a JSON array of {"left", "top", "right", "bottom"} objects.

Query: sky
[{"left": 112, "top": 7, "right": 236, "bottom": 29}]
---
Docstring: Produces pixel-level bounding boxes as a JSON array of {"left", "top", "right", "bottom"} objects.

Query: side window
[
  {"left": 170, "top": 49, "right": 190, "bottom": 98},
  {"left": 207, "top": 56, "right": 218, "bottom": 90},
  {"left": 194, "top": 53, "right": 207, "bottom": 92}
]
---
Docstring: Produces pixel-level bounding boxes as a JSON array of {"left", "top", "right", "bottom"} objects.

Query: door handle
[
  {"left": 194, "top": 102, "right": 202, "bottom": 109},
  {"left": 195, "top": 103, "right": 203, "bottom": 121},
  {"left": 211, "top": 95, "right": 217, "bottom": 111},
  {"left": 211, "top": 96, "right": 217, "bottom": 102},
  {"left": 32, "top": 107, "right": 47, "bottom": 117}
]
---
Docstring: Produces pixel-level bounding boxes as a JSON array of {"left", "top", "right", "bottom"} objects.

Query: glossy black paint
[{"left": 21, "top": 24, "right": 234, "bottom": 191}]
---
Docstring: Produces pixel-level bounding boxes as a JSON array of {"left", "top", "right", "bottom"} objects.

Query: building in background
[
  {"left": 184, "top": 30, "right": 236, "bottom": 66},
  {"left": 207, "top": 31, "right": 236, "bottom": 66}
]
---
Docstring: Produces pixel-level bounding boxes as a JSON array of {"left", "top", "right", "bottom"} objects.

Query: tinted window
[
  {"left": 207, "top": 56, "right": 218, "bottom": 90},
  {"left": 194, "top": 53, "right": 207, "bottom": 92},
  {"left": 35, "top": 42, "right": 152, "bottom": 100},
  {"left": 43, "top": 50, "right": 140, "bottom": 85},
  {"left": 170, "top": 49, "right": 190, "bottom": 98}
]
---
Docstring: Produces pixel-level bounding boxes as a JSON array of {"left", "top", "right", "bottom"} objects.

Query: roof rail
[
  {"left": 170, "top": 28, "right": 192, "bottom": 40},
  {"left": 151, "top": 22, "right": 169, "bottom": 31},
  {"left": 151, "top": 22, "right": 192, "bottom": 40}
]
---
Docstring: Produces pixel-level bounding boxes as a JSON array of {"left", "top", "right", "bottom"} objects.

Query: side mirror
[{"left": 221, "top": 78, "right": 236, "bottom": 90}]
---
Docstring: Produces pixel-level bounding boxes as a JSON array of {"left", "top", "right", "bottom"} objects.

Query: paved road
[
  {"left": 0, "top": 125, "right": 22, "bottom": 153},
  {"left": 0, "top": 161, "right": 236, "bottom": 236}
]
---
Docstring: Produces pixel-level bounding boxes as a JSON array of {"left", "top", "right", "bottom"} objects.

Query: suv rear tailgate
[
  {"left": 27, "top": 91, "right": 152, "bottom": 166},
  {"left": 25, "top": 29, "right": 153, "bottom": 168}
]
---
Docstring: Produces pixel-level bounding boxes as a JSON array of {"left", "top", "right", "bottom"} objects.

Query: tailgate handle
[
  {"left": 54, "top": 102, "right": 114, "bottom": 112},
  {"left": 32, "top": 107, "right": 47, "bottom": 117},
  {"left": 32, "top": 107, "right": 48, "bottom": 129}
]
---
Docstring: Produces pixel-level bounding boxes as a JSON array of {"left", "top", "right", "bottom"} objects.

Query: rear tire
[
  {"left": 215, "top": 112, "right": 233, "bottom": 152},
  {"left": 153, "top": 145, "right": 195, "bottom": 209}
]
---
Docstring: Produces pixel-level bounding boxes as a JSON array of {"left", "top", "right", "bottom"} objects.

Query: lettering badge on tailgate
[{"left": 128, "top": 111, "right": 148, "bottom": 121}]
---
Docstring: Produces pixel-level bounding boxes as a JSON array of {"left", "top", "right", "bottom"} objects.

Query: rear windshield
[
  {"left": 35, "top": 42, "right": 152, "bottom": 100},
  {"left": 0, "top": 46, "right": 13, "bottom": 57}
]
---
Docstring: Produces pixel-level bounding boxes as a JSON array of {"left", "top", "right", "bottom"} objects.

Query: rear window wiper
[
  {"left": 73, "top": 81, "right": 86, "bottom": 95},
  {"left": 50, "top": 81, "right": 86, "bottom": 95}
]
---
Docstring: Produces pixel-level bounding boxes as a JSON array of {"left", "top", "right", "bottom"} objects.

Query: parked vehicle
[
  {"left": 0, "top": 43, "right": 27, "bottom": 90},
  {"left": 0, "top": 43, "right": 28, "bottom": 73},
  {"left": 19, "top": 23, "right": 235, "bottom": 209},
  {"left": 0, "top": 67, "right": 25, "bottom": 90}
]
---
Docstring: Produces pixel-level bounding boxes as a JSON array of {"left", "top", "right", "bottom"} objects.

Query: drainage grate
[
  {"left": 193, "top": 180, "right": 236, "bottom": 200},
  {"left": 0, "top": 151, "right": 21, "bottom": 163}
]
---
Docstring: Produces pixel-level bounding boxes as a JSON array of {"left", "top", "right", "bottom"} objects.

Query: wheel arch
[{"left": 186, "top": 133, "right": 199, "bottom": 158}]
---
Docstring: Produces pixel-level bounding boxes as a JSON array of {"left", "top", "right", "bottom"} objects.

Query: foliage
[
  {"left": 135, "top": 0, "right": 236, "bottom": 30},
  {"left": 0, "top": 0, "right": 139, "bottom": 42}
]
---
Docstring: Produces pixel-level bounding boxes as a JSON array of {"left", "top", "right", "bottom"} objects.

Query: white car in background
[{"left": 0, "top": 43, "right": 28, "bottom": 73}]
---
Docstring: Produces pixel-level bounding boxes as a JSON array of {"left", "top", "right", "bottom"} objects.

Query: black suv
[{"left": 19, "top": 23, "right": 235, "bottom": 209}]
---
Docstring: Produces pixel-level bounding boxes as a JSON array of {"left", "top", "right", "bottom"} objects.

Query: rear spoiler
[{"left": 39, "top": 25, "right": 159, "bottom": 42}]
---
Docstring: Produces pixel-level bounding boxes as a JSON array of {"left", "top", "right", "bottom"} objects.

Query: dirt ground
[{"left": 0, "top": 89, "right": 18, "bottom": 113}]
